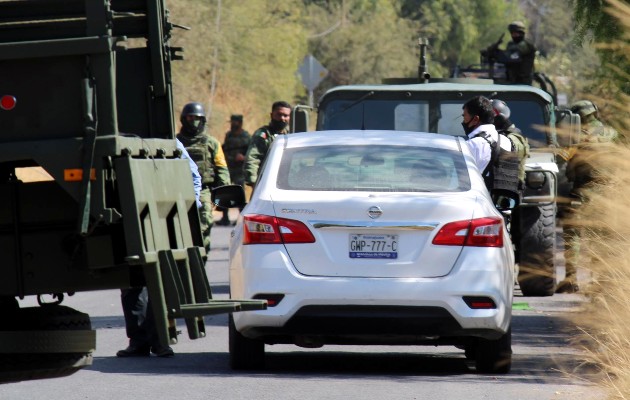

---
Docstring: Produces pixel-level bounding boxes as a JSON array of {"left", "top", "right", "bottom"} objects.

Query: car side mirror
[{"left": 211, "top": 185, "right": 246, "bottom": 210}]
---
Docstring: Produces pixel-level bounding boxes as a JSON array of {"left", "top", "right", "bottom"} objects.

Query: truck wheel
[
  {"left": 0, "top": 305, "right": 94, "bottom": 383},
  {"left": 229, "top": 315, "right": 264, "bottom": 370},
  {"left": 518, "top": 204, "right": 557, "bottom": 296},
  {"left": 475, "top": 328, "right": 512, "bottom": 374}
]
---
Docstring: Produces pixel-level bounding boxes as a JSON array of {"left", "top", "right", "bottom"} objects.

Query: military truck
[
  {"left": 0, "top": 0, "right": 265, "bottom": 383},
  {"left": 295, "top": 41, "right": 580, "bottom": 297}
]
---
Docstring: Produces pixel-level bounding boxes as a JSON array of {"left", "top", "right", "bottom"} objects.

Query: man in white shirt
[{"left": 462, "top": 95, "right": 512, "bottom": 174}]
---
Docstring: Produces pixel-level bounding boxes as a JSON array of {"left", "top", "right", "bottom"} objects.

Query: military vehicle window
[
  {"left": 319, "top": 100, "right": 428, "bottom": 131},
  {"left": 505, "top": 101, "right": 547, "bottom": 148},
  {"left": 437, "top": 102, "right": 468, "bottom": 137},
  {"left": 394, "top": 103, "right": 429, "bottom": 131}
]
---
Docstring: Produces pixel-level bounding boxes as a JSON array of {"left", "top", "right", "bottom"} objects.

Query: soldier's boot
[{"left": 557, "top": 263, "right": 579, "bottom": 293}]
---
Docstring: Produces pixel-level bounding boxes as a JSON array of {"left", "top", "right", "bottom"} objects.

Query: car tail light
[
  {"left": 463, "top": 296, "right": 497, "bottom": 309},
  {"left": 243, "top": 214, "right": 315, "bottom": 245},
  {"left": 432, "top": 217, "right": 503, "bottom": 247}
]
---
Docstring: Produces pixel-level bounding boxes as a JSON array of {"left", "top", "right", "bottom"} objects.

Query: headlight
[{"left": 526, "top": 171, "right": 546, "bottom": 189}]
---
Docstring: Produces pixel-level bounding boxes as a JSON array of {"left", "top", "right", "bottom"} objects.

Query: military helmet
[
  {"left": 491, "top": 99, "right": 511, "bottom": 119},
  {"left": 508, "top": 21, "right": 526, "bottom": 33},
  {"left": 180, "top": 102, "right": 207, "bottom": 136},
  {"left": 570, "top": 100, "right": 598, "bottom": 119}
]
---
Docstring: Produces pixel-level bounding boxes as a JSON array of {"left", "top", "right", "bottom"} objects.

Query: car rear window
[{"left": 277, "top": 145, "right": 471, "bottom": 192}]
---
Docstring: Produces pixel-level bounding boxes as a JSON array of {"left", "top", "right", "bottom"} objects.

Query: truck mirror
[
  {"left": 212, "top": 185, "right": 247, "bottom": 210},
  {"left": 555, "top": 108, "right": 581, "bottom": 147},
  {"left": 291, "top": 105, "right": 311, "bottom": 133}
]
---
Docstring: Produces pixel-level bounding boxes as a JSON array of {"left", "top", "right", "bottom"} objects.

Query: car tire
[
  {"left": 229, "top": 314, "right": 265, "bottom": 370},
  {"left": 474, "top": 328, "right": 512, "bottom": 374},
  {"left": 517, "top": 204, "right": 556, "bottom": 297},
  {"left": 0, "top": 305, "right": 94, "bottom": 383}
]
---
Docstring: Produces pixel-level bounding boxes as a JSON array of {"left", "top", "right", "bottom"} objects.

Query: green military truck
[
  {"left": 0, "top": 0, "right": 264, "bottom": 383},
  {"left": 295, "top": 45, "right": 580, "bottom": 296}
]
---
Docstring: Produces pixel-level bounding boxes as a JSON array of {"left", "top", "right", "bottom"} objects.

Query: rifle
[{"left": 481, "top": 33, "right": 505, "bottom": 62}]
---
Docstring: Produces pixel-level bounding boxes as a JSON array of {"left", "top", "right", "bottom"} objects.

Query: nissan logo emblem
[{"left": 367, "top": 206, "right": 382, "bottom": 219}]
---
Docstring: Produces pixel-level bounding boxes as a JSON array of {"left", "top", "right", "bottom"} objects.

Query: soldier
[
  {"left": 217, "top": 114, "right": 250, "bottom": 226},
  {"left": 244, "top": 101, "right": 292, "bottom": 187},
  {"left": 492, "top": 99, "right": 530, "bottom": 262},
  {"left": 176, "top": 102, "right": 230, "bottom": 252},
  {"left": 558, "top": 100, "right": 618, "bottom": 293},
  {"left": 485, "top": 21, "right": 537, "bottom": 84},
  {"left": 492, "top": 99, "right": 530, "bottom": 188}
]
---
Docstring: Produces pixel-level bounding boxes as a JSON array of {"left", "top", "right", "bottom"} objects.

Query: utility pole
[{"left": 208, "top": 0, "right": 222, "bottom": 117}]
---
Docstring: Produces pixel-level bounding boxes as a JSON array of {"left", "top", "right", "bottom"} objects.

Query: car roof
[
  {"left": 280, "top": 130, "right": 465, "bottom": 152},
  {"left": 321, "top": 82, "right": 553, "bottom": 104}
]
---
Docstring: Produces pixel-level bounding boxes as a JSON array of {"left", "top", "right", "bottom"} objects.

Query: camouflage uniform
[
  {"left": 559, "top": 100, "right": 618, "bottom": 293},
  {"left": 176, "top": 132, "right": 230, "bottom": 252},
  {"left": 244, "top": 124, "right": 289, "bottom": 186}
]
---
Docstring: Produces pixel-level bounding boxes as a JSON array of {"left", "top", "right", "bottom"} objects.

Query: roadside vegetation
[{"left": 567, "top": 1, "right": 630, "bottom": 397}]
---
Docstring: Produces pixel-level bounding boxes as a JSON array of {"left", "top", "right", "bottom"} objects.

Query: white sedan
[{"left": 225, "top": 130, "right": 514, "bottom": 374}]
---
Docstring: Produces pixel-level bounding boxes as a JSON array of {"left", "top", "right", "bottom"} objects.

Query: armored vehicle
[
  {"left": 0, "top": 0, "right": 264, "bottom": 382},
  {"left": 295, "top": 41, "right": 580, "bottom": 297}
]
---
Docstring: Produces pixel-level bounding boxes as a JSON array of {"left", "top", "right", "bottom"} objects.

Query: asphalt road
[{"left": 0, "top": 218, "right": 605, "bottom": 400}]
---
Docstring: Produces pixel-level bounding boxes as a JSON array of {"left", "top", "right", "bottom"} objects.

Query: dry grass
[
  {"left": 559, "top": 2, "right": 630, "bottom": 397},
  {"left": 565, "top": 1, "right": 630, "bottom": 394},
  {"left": 569, "top": 143, "right": 630, "bottom": 398}
]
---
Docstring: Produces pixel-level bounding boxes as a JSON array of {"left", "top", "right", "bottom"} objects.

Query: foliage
[
  {"left": 169, "top": 0, "right": 307, "bottom": 139},
  {"left": 395, "top": 0, "right": 523, "bottom": 77},
  {"left": 570, "top": 0, "right": 630, "bottom": 98},
  {"left": 304, "top": 0, "right": 418, "bottom": 99}
]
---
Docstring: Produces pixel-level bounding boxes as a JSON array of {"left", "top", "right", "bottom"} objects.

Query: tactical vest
[
  {"left": 184, "top": 135, "right": 215, "bottom": 185},
  {"left": 479, "top": 133, "right": 521, "bottom": 199},
  {"left": 500, "top": 127, "right": 530, "bottom": 183}
]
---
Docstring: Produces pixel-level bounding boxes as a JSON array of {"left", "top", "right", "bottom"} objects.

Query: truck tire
[
  {"left": 0, "top": 305, "right": 94, "bottom": 383},
  {"left": 229, "top": 314, "right": 265, "bottom": 370},
  {"left": 475, "top": 327, "right": 512, "bottom": 374},
  {"left": 517, "top": 204, "right": 557, "bottom": 296}
]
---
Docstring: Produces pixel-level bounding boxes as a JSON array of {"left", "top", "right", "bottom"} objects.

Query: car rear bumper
[{"left": 231, "top": 257, "right": 513, "bottom": 343}]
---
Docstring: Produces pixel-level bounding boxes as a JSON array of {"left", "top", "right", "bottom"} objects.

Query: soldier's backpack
[{"left": 479, "top": 133, "right": 521, "bottom": 202}]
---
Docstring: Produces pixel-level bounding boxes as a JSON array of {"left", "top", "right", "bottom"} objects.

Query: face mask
[
  {"left": 461, "top": 120, "right": 475, "bottom": 135},
  {"left": 269, "top": 119, "right": 288, "bottom": 132}
]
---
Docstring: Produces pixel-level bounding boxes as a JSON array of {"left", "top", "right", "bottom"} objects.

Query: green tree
[
  {"left": 303, "top": 0, "right": 418, "bottom": 97},
  {"left": 169, "top": 0, "right": 308, "bottom": 138}
]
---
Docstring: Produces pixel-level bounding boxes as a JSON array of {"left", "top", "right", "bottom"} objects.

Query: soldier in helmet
[
  {"left": 244, "top": 101, "right": 292, "bottom": 187},
  {"left": 492, "top": 99, "right": 530, "bottom": 262},
  {"left": 485, "top": 21, "right": 537, "bottom": 84},
  {"left": 176, "top": 102, "right": 231, "bottom": 252},
  {"left": 558, "top": 100, "right": 618, "bottom": 293},
  {"left": 492, "top": 99, "right": 530, "bottom": 187}
]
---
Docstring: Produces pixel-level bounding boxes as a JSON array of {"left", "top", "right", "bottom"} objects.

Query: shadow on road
[{"left": 85, "top": 309, "right": 601, "bottom": 386}]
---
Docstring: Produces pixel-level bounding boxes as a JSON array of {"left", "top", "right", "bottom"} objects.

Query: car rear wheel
[
  {"left": 517, "top": 204, "right": 556, "bottom": 296},
  {"left": 474, "top": 327, "right": 512, "bottom": 374},
  {"left": 229, "top": 315, "right": 265, "bottom": 370}
]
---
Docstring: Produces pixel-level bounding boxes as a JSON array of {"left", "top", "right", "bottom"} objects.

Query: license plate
[{"left": 349, "top": 234, "right": 398, "bottom": 259}]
